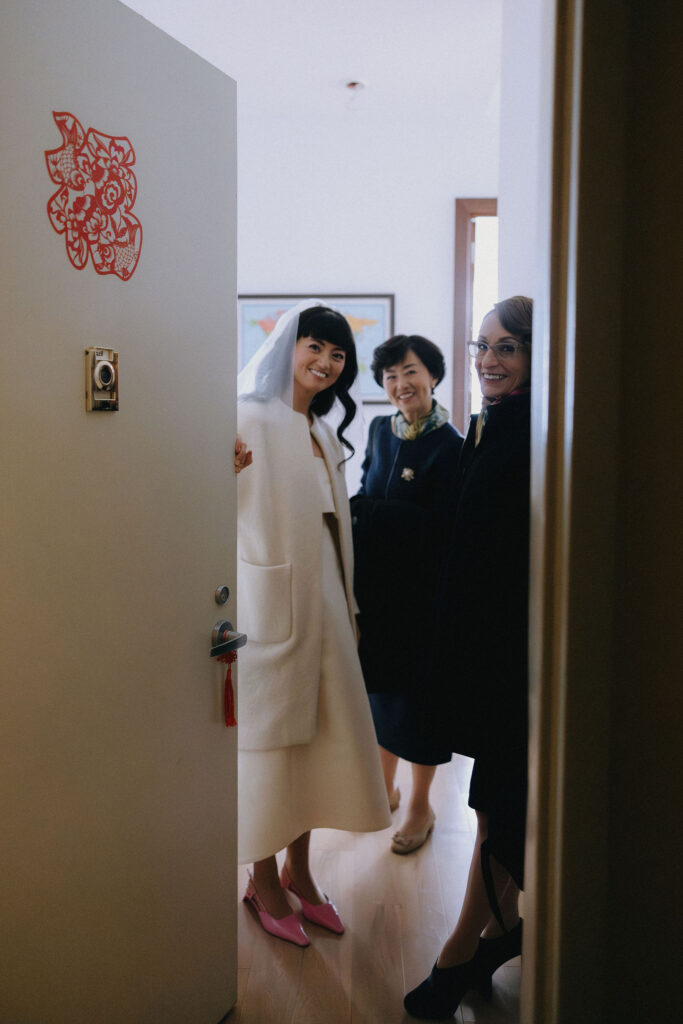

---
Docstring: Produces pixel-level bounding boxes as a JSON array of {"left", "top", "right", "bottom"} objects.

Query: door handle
[{"left": 210, "top": 620, "right": 247, "bottom": 657}]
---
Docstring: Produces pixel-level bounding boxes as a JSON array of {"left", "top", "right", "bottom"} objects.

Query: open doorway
[
  {"left": 470, "top": 215, "right": 500, "bottom": 414},
  {"left": 452, "top": 198, "right": 499, "bottom": 433}
]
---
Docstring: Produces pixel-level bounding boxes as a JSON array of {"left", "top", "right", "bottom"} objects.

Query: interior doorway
[
  {"left": 469, "top": 215, "right": 500, "bottom": 414},
  {"left": 451, "top": 197, "right": 498, "bottom": 433}
]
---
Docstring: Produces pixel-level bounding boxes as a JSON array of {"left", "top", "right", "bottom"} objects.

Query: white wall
[
  {"left": 497, "top": 0, "right": 545, "bottom": 299},
  {"left": 123, "top": 0, "right": 546, "bottom": 477},
  {"left": 123, "top": 0, "right": 503, "bottom": 422}
]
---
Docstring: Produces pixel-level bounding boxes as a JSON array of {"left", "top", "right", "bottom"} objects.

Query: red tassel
[{"left": 217, "top": 650, "right": 237, "bottom": 727}]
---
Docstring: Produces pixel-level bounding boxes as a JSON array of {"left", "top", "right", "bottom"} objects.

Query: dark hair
[
  {"left": 297, "top": 306, "right": 358, "bottom": 458},
  {"left": 371, "top": 334, "right": 446, "bottom": 388},
  {"left": 492, "top": 295, "right": 533, "bottom": 346}
]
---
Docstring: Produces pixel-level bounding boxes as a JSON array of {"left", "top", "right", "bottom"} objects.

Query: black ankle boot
[
  {"left": 473, "top": 918, "right": 523, "bottom": 1000},
  {"left": 403, "top": 954, "right": 479, "bottom": 1020}
]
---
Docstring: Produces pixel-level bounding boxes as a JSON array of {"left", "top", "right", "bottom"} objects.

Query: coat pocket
[{"left": 238, "top": 560, "right": 292, "bottom": 644}]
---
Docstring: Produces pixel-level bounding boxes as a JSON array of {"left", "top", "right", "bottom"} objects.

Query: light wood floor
[{"left": 231, "top": 753, "right": 521, "bottom": 1023}]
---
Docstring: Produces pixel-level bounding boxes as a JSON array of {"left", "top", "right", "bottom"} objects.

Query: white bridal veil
[
  {"left": 237, "top": 299, "right": 319, "bottom": 407},
  {"left": 237, "top": 299, "right": 365, "bottom": 474}
]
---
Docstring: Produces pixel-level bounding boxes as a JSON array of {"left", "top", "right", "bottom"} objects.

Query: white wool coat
[{"left": 236, "top": 398, "right": 359, "bottom": 750}]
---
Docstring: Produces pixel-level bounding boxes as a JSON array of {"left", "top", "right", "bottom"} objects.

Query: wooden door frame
[
  {"left": 452, "top": 197, "right": 497, "bottom": 434},
  {"left": 523, "top": 0, "right": 630, "bottom": 1019}
]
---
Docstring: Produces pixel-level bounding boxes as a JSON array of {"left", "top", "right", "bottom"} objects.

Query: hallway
[{"left": 233, "top": 754, "right": 521, "bottom": 1023}]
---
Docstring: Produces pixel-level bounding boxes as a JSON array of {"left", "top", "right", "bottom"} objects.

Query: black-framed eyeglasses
[{"left": 467, "top": 340, "right": 529, "bottom": 361}]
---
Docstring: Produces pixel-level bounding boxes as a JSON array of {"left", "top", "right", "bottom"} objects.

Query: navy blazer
[
  {"left": 351, "top": 414, "right": 463, "bottom": 692},
  {"left": 358, "top": 415, "right": 463, "bottom": 513}
]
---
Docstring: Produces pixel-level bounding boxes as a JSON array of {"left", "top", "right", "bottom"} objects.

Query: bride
[{"left": 235, "top": 301, "right": 390, "bottom": 947}]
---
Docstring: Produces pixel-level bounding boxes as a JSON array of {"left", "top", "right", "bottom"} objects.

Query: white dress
[{"left": 238, "top": 453, "right": 391, "bottom": 863}]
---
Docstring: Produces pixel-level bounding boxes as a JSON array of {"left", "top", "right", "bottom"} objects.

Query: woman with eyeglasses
[{"left": 404, "top": 295, "right": 533, "bottom": 1019}]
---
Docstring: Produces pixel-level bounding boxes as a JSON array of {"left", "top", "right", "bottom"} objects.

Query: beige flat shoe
[
  {"left": 390, "top": 809, "right": 436, "bottom": 855},
  {"left": 389, "top": 786, "right": 401, "bottom": 813}
]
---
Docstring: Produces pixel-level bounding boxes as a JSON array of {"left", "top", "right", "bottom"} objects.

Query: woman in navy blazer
[{"left": 352, "top": 334, "right": 463, "bottom": 854}]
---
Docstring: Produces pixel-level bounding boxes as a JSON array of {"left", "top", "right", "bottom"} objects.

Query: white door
[{"left": 0, "top": 2, "right": 239, "bottom": 1021}]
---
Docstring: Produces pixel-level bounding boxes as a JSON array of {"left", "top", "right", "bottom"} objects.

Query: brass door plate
[{"left": 85, "top": 347, "right": 119, "bottom": 411}]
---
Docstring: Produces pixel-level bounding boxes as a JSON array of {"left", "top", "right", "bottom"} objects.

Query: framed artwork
[{"left": 237, "top": 294, "right": 395, "bottom": 399}]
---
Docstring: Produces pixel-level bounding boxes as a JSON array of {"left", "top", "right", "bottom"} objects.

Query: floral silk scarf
[{"left": 391, "top": 401, "right": 450, "bottom": 442}]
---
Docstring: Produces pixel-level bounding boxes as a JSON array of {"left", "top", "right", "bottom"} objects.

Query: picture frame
[{"left": 237, "top": 294, "right": 395, "bottom": 399}]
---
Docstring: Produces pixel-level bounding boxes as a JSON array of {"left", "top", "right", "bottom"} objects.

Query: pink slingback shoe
[
  {"left": 280, "top": 865, "right": 345, "bottom": 935},
  {"left": 243, "top": 875, "right": 310, "bottom": 947}
]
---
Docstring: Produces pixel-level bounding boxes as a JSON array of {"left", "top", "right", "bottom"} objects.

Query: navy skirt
[{"left": 369, "top": 691, "right": 452, "bottom": 766}]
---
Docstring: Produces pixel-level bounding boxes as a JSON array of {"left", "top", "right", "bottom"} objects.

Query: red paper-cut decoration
[{"left": 44, "top": 111, "right": 142, "bottom": 281}]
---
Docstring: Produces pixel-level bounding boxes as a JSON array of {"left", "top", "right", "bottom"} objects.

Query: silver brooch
[{"left": 401, "top": 467, "right": 415, "bottom": 481}]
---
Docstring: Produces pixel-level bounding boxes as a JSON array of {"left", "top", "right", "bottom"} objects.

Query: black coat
[
  {"left": 351, "top": 415, "right": 463, "bottom": 693},
  {"left": 437, "top": 392, "right": 531, "bottom": 760}
]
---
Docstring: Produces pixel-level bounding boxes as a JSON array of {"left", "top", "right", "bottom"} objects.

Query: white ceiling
[{"left": 123, "top": 0, "right": 502, "bottom": 125}]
